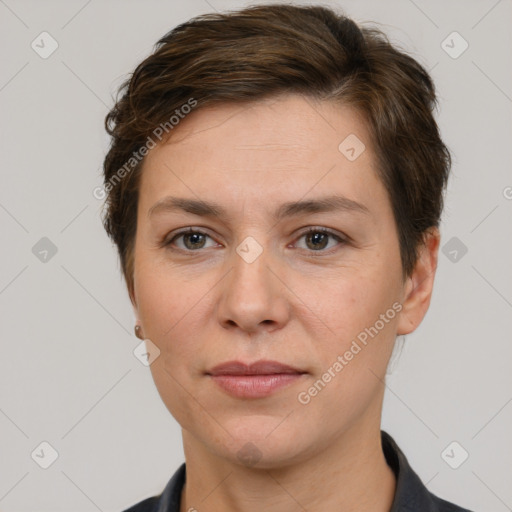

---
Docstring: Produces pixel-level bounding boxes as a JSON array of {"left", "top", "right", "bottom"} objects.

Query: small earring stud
[{"left": 134, "top": 324, "right": 143, "bottom": 339}]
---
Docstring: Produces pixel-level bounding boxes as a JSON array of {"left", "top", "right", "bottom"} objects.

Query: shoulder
[
  {"left": 430, "top": 494, "right": 475, "bottom": 512},
  {"left": 381, "top": 431, "right": 475, "bottom": 512}
]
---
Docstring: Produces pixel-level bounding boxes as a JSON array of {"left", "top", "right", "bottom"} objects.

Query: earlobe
[
  {"left": 134, "top": 324, "right": 144, "bottom": 339},
  {"left": 396, "top": 228, "right": 440, "bottom": 336},
  {"left": 128, "top": 281, "right": 145, "bottom": 339}
]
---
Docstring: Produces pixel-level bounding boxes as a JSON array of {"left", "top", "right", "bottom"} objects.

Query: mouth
[
  {"left": 207, "top": 360, "right": 305, "bottom": 376},
  {"left": 206, "top": 360, "right": 307, "bottom": 398}
]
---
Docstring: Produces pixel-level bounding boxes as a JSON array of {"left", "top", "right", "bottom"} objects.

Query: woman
[{"left": 101, "top": 4, "right": 473, "bottom": 511}]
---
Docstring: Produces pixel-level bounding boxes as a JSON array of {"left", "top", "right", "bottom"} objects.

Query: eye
[
  {"left": 293, "top": 227, "right": 346, "bottom": 253},
  {"left": 165, "top": 228, "right": 218, "bottom": 251},
  {"left": 163, "top": 226, "right": 346, "bottom": 254}
]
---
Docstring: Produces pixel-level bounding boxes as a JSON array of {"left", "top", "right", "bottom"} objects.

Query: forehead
[
  {"left": 138, "top": 94, "right": 383, "bottom": 213},
  {"left": 149, "top": 94, "right": 370, "bottom": 158}
]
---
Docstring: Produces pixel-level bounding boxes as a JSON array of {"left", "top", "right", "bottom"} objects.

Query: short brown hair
[{"left": 102, "top": 3, "right": 451, "bottom": 296}]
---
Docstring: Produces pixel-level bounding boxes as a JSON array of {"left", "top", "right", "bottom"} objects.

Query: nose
[{"left": 216, "top": 238, "right": 291, "bottom": 335}]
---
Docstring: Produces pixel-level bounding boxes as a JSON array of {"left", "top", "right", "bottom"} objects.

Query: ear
[{"left": 396, "top": 228, "right": 440, "bottom": 335}]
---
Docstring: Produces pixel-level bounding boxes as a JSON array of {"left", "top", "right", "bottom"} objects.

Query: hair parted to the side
[{"left": 102, "top": 3, "right": 451, "bottom": 298}]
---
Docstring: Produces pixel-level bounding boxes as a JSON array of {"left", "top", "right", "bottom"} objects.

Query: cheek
[
  {"left": 298, "top": 265, "right": 400, "bottom": 394},
  {"left": 295, "top": 267, "right": 394, "bottom": 341},
  {"left": 137, "top": 267, "right": 209, "bottom": 427},
  {"left": 136, "top": 258, "right": 207, "bottom": 338},
  {"left": 148, "top": 358, "right": 206, "bottom": 434},
  {"left": 134, "top": 264, "right": 210, "bottom": 395},
  {"left": 293, "top": 275, "right": 398, "bottom": 432}
]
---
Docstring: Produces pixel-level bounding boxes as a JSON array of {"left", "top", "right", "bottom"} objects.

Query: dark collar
[
  {"left": 124, "top": 431, "right": 473, "bottom": 512},
  {"left": 380, "top": 431, "right": 472, "bottom": 511}
]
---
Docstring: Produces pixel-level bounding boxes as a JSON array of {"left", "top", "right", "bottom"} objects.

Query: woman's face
[{"left": 131, "top": 94, "right": 436, "bottom": 467}]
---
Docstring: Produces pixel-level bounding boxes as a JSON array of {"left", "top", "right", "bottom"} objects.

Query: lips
[
  {"left": 206, "top": 360, "right": 307, "bottom": 398},
  {"left": 207, "top": 360, "right": 305, "bottom": 376}
]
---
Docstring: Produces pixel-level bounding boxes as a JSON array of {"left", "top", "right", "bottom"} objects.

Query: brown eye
[
  {"left": 166, "top": 229, "right": 216, "bottom": 251},
  {"left": 182, "top": 232, "right": 207, "bottom": 250},
  {"left": 305, "top": 231, "right": 330, "bottom": 250},
  {"left": 295, "top": 228, "right": 345, "bottom": 253}
]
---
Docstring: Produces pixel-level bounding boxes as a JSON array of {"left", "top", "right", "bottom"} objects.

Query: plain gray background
[{"left": 0, "top": 0, "right": 511, "bottom": 510}]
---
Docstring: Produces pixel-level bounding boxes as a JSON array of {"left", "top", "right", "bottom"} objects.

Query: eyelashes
[
  {"left": 164, "top": 228, "right": 218, "bottom": 251},
  {"left": 162, "top": 226, "right": 348, "bottom": 255}
]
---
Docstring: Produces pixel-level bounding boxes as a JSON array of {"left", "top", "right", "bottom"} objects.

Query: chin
[{"left": 209, "top": 421, "right": 312, "bottom": 469}]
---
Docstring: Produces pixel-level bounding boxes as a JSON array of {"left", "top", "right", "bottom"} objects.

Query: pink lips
[{"left": 207, "top": 360, "right": 306, "bottom": 398}]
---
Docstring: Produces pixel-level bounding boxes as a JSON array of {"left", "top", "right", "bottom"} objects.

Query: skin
[{"left": 129, "top": 94, "right": 439, "bottom": 512}]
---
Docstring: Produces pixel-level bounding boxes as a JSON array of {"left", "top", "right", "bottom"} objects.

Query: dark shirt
[{"left": 123, "top": 430, "right": 474, "bottom": 511}]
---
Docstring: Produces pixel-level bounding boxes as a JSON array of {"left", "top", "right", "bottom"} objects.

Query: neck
[{"left": 179, "top": 422, "right": 396, "bottom": 512}]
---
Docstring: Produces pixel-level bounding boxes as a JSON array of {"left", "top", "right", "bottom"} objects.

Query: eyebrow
[{"left": 148, "top": 194, "right": 370, "bottom": 221}]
